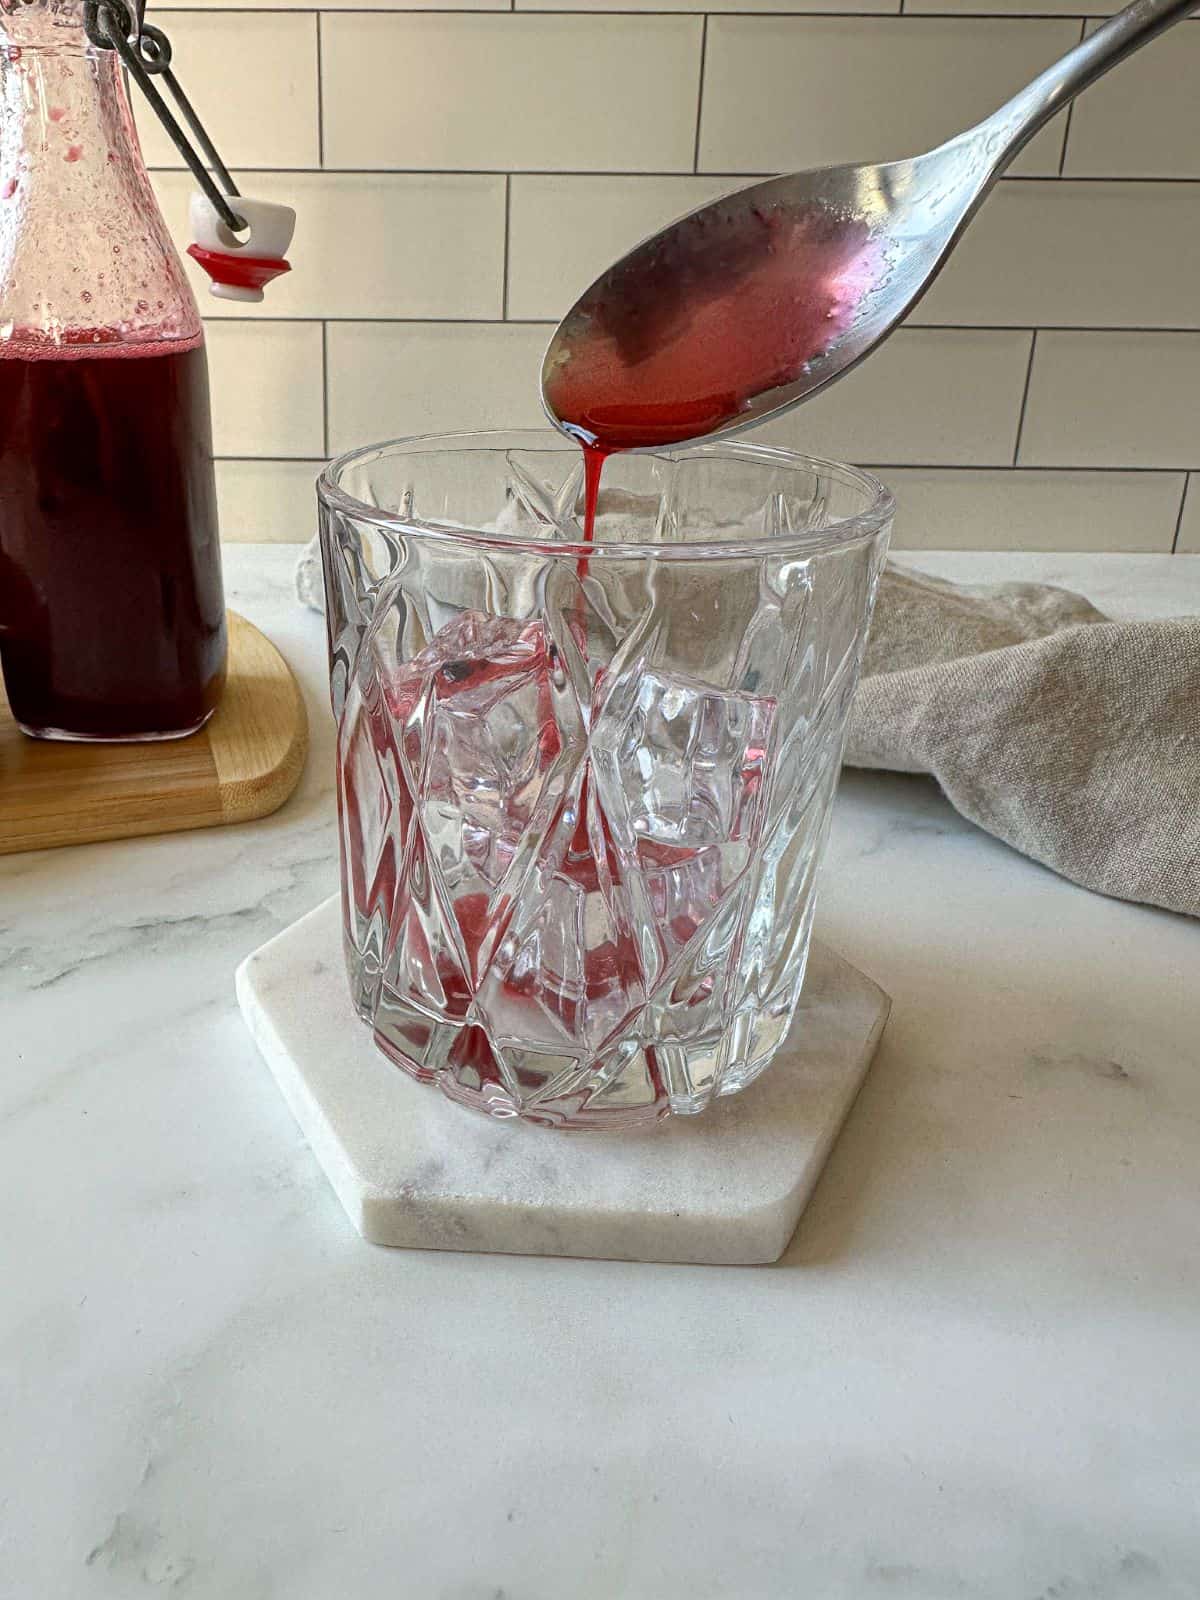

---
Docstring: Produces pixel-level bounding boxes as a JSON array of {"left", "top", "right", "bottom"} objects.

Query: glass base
[
  {"left": 18, "top": 707, "right": 215, "bottom": 744},
  {"left": 372, "top": 1023, "right": 787, "bottom": 1132}
]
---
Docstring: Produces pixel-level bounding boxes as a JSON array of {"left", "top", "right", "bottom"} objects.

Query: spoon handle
[{"left": 976, "top": 0, "right": 1196, "bottom": 170}]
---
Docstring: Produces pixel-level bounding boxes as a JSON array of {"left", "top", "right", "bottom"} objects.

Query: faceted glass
[{"left": 319, "top": 431, "right": 892, "bottom": 1129}]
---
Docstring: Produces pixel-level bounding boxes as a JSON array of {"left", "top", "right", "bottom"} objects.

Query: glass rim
[{"left": 317, "top": 428, "right": 895, "bottom": 563}]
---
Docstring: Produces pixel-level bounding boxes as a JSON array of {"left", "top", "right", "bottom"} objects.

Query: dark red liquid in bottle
[
  {"left": 547, "top": 201, "right": 880, "bottom": 487},
  {"left": 0, "top": 334, "right": 226, "bottom": 739}
]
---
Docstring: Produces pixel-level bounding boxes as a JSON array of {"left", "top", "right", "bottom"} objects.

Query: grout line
[
  {"left": 1056, "top": 100, "right": 1075, "bottom": 178},
  {"left": 693, "top": 15, "right": 708, "bottom": 175},
  {"left": 862, "top": 463, "right": 1193, "bottom": 476},
  {"left": 900, "top": 5, "right": 1200, "bottom": 12},
  {"left": 212, "top": 456, "right": 1194, "bottom": 476},
  {"left": 217, "top": 455, "right": 328, "bottom": 465},
  {"left": 196, "top": 315, "right": 1200, "bottom": 333},
  {"left": 150, "top": 8, "right": 1190, "bottom": 18},
  {"left": 320, "top": 320, "right": 330, "bottom": 457},
  {"left": 901, "top": 324, "right": 1198, "bottom": 334},
  {"left": 1171, "top": 474, "right": 1191, "bottom": 552},
  {"left": 1056, "top": 18, "right": 1088, "bottom": 177},
  {"left": 891, "top": 5, "right": 1200, "bottom": 13},
  {"left": 204, "top": 315, "right": 554, "bottom": 325},
  {"left": 1011, "top": 330, "right": 1038, "bottom": 466},
  {"left": 314, "top": 11, "right": 325, "bottom": 168},
  {"left": 699, "top": 169, "right": 1200, "bottom": 182},
  {"left": 502, "top": 174, "right": 512, "bottom": 319},
  {"left": 149, "top": 164, "right": 1200, "bottom": 184}
]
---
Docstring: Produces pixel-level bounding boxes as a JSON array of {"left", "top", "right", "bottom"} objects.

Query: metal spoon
[{"left": 541, "top": 0, "right": 1196, "bottom": 452}]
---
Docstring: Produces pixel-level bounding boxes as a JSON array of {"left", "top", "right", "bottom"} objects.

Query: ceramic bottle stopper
[{"left": 186, "top": 193, "right": 296, "bottom": 303}]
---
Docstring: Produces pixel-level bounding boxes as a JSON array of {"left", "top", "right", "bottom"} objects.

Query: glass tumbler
[{"left": 318, "top": 432, "right": 893, "bottom": 1130}]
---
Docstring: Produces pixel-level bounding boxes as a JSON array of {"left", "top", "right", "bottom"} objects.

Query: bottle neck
[
  {"left": 0, "top": 27, "right": 132, "bottom": 145},
  {"left": 0, "top": 6, "right": 201, "bottom": 352},
  {"left": 0, "top": 0, "right": 98, "bottom": 51}
]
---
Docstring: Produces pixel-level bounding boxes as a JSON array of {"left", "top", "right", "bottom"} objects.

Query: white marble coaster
[{"left": 236, "top": 896, "right": 890, "bottom": 1265}]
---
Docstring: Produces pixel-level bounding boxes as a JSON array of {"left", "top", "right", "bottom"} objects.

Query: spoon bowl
[{"left": 542, "top": 0, "right": 1195, "bottom": 452}]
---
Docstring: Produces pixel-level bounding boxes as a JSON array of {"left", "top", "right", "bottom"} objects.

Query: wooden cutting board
[{"left": 0, "top": 612, "right": 308, "bottom": 856}]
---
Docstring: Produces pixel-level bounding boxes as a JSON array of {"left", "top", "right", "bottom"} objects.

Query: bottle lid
[{"left": 187, "top": 194, "right": 296, "bottom": 304}]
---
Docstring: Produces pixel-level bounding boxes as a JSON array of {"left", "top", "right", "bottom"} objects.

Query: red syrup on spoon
[{"left": 546, "top": 199, "right": 878, "bottom": 476}]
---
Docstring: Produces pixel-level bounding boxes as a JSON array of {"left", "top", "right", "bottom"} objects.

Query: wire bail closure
[{"left": 83, "top": 0, "right": 246, "bottom": 235}]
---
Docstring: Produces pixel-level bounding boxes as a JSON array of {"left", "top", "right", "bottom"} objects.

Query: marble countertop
[{"left": 3, "top": 546, "right": 1198, "bottom": 1600}]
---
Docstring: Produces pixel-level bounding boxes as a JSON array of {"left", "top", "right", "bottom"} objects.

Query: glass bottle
[{"left": 0, "top": 0, "right": 225, "bottom": 741}]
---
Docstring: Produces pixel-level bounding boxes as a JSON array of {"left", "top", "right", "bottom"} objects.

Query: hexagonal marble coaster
[{"left": 236, "top": 895, "right": 890, "bottom": 1266}]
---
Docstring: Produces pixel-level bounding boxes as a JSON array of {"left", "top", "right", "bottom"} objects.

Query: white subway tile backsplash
[
  {"left": 326, "top": 323, "right": 550, "bottom": 453},
  {"left": 507, "top": 176, "right": 736, "bottom": 322},
  {"left": 136, "top": 2, "right": 1195, "bottom": 554},
  {"left": 154, "top": 172, "right": 505, "bottom": 321},
  {"left": 915, "top": 181, "right": 1200, "bottom": 331},
  {"left": 139, "top": 13, "right": 318, "bottom": 170},
  {"left": 1175, "top": 477, "right": 1198, "bottom": 554},
  {"left": 751, "top": 330, "right": 1033, "bottom": 467},
  {"left": 1019, "top": 332, "right": 1200, "bottom": 470},
  {"left": 321, "top": 15, "right": 702, "bottom": 173},
  {"left": 216, "top": 461, "right": 323, "bottom": 543},
  {"left": 697, "top": 18, "right": 1077, "bottom": 180},
  {"left": 206, "top": 322, "right": 325, "bottom": 459},
  {"left": 879, "top": 468, "right": 1185, "bottom": 553},
  {"left": 1065, "top": 20, "right": 1200, "bottom": 178}
]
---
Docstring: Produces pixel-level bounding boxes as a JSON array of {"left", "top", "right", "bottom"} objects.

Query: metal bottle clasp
[{"left": 82, "top": 0, "right": 246, "bottom": 236}]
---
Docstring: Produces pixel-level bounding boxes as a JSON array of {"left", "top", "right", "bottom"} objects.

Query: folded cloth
[
  {"left": 298, "top": 535, "right": 1199, "bottom": 918},
  {"left": 847, "top": 565, "right": 1200, "bottom": 919}
]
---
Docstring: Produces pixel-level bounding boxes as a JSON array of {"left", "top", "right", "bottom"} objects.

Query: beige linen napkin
[{"left": 847, "top": 565, "right": 1200, "bottom": 919}]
